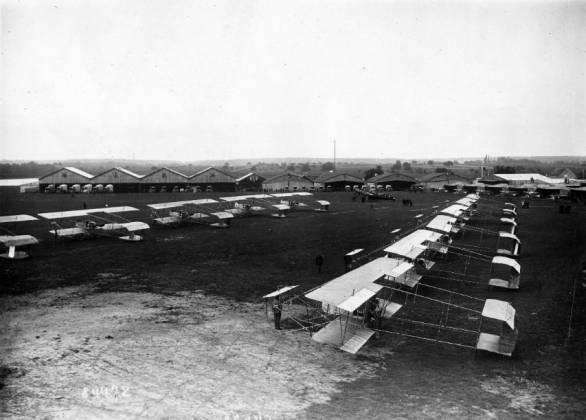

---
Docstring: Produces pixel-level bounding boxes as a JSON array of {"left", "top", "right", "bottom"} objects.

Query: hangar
[
  {"left": 368, "top": 172, "right": 417, "bottom": 191},
  {"left": 141, "top": 167, "right": 189, "bottom": 192},
  {"left": 189, "top": 167, "right": 237, "bottom": 192},
  {"left": 91, "top": 167, "right": 143, "bottom": 193},
  {"left": 262, "top": 172, "right": 314, "bottom": 192},
  {"left": 417, "top": 172, "right": 471, "bottom": 191},
  {"left": 314, "top": 172, "right": 363, "bottom": 191},
  {"left": 235, "top": 172, "right": 265, "bottom": 192},
  {"left": 39, "top": 167, "right": 94, "bottom": 192}
]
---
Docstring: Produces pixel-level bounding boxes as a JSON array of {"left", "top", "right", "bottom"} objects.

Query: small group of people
[{"left": 402, "top": 199, "right": 413, "bottom": 207}]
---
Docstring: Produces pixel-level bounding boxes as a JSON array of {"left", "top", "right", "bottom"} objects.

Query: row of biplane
[
  {"left": 264, "top": 194, "right": 524, "bottom": 357},
  {"left": 0, "top": 192, "right": 331, "bottom": 259}
]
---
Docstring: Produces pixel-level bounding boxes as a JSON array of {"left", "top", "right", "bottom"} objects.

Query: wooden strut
[
  {"left": 389, "top": 316, "right": 479, "bottom": 334},
  {"left": 370, "top": 327, "right": 477, "bottom": 350},
  {"left": 378, "top": 284, "right": 482, "bottom": 314}
]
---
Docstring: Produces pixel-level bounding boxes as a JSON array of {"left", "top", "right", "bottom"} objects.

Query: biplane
[
  {"left": 270, "top": 192, "right": 331, "bottom": 213},
  {"left": 220, "top": 192, "right": 330, "bottom": 217},
  {"left": 219, "top": 194, "right": 288, "bottom": 218},
  {"left": 0, "top": 214, "right": 40, "bottom": 259},
  {"left": 147, "top": 199, "right": 234, "bottom": 228},
  {"left": 38, "top": 206, "right": 150, "bottom": 241}
]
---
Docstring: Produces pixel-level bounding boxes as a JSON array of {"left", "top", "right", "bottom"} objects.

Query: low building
[
  {"left": 235, "top": 172, "right": 265, "bottom": 192},
  {"left": 39, "top": 167, "right": 94, "bottom": 192},
  {"left": 91, "top": 167, "right": 143, "bottom": 193},
  {"left": 0, "top": 178, "right": 39, "bottom": 193},
  {"left": 367, "top": 172, "right": 417, "bottom": 191},
  {"left": 189, "top": 167, "right": 236, "bottom": 192},
  {"left": 314, "top": 172, "right": 363, "bottom": 191},
  {"left": 493, "top": 173, "right": 564, "bottom": 185},
  {"left": 417, "top": 172, "right": 471, "bottom": 191},
  {"left": 262, "top": 172, "right": 314, "bottom": 192},
  {"left": 141, "top": 167, "right": 189, "bottom": 192}
]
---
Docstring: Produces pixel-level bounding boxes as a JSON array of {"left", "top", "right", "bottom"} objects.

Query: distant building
[
  {"left": 91, "top": 167, "right": 143, "bottom": 193},
  {"left": 0, "top": 178, "right": 39, "bottom": 193},
  {"left": 141, "top": 167, "right": 189, "bottom": 192},
  {"left": 367, "top": 172, "right": 417, "bottom": 191},
  {"left": 314, "top": 172, "right": 363, "bottom": 191},
  {"left": 235, "top": 172, "right": 265, "bottom": 192},
  {"left": 492, "top": 173, "right": 564, "bottom": 185},
  {"left": 39, "top": 167, "right": 94, "bottom": 192},
  {"left": 189, "top": 167, "right": 236, "bottom": 192},
  {"left": 262, "top": 172, "right": 314, "bottom": 192},
  {"left": 417, "top": 172, "right": 471, "bottom": 190},
  {"left": 557, "top": 168, "right": 577, "bottom": 179}
]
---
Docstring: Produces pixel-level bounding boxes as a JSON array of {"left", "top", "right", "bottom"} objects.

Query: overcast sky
[{"left": 1, "top": 0, "right": 585, "bottom": 162}]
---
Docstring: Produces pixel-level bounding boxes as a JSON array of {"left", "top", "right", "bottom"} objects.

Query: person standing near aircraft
[{"left": 273, "top": 298, "right": 283, "bottom": 330}]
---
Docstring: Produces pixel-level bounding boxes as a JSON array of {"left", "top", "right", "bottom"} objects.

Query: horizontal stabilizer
[
  {"left": 476, "top": 331, "right": 517, "bottom": 356},
  {"left": 272, "top": 204, "right": 290, "bottom": 211},
  {"left": 0, "top": 235, "right": 39, "bottom": 247},
  {"left": 122, "top": 221, "right": 150, "bottom": 232},
  {"left": 189, "top": 213, "right": 209, "bottom": 219},
  {"left": 0, "top": 214, "right": 38, "bottom": 223},
  {"left": 263, "top": 285, "right": 299, "bottom": 299},
  {"left": 154, "top": 216, "right": 182, "bottom": 225},
  {"left": 211, "top": 212, "right": 234, "bottom": 220},
  {"left": 482, "top": 299, "right": 516, "bottom": 329},
  {"left": 339, "top": 328, "right": 375, "bottom": 354}
]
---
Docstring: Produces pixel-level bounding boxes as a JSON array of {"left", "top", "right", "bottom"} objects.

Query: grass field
[{"left": 0, "top": 190, "right": 585, "bottom": 419}]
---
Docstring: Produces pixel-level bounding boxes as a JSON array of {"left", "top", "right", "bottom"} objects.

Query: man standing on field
[{"left": 273, "top": 298, "right": 283, "bottom": 330}]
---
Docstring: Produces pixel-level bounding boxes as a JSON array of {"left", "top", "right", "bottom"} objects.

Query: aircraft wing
[
  {"left": 220, "top": 194, "right": 272, "bottom": 202},
  {"left": 0, "top": 215, "right": 38, "bottom": 223},
  {"left": 39, "top": 210, "right": 91, "bottom": 219},
  {"left": 271, "top": 192, "right": 313, "bottom": 198},
  {"left": 0, "top": 235, "right": 39, "bottom": 247},
  {"left": 147, "top": 199, "right": 218, "bottom": 210},
  {"left": 39, "top": 206, "right": 139, "bottom": 220}
]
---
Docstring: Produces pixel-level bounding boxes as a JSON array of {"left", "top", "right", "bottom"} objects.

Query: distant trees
[
  {"left": 427, "top": 160, "right": 434, "bottom": 165},
  {"left": 443, "top": 161, "right": 454, "bottom": 167},
  {"left": 364, "top": 165, "right": 383, "bottom": 180},
  {"left": 300, "top": 162, "right": 310, "bottom": 172},
  {"left": 391, "top": 160, "right": 402, "bottom": 171},
  {"left": 0, "top": 161, "right": 59, "bottom": 178},
  {"left": 402, "top": 162, "right": 412, "bottom": 171},
  {"left": 494, "top": 165, "right": 516, "bottom": 174},
  {"left": 321, "top": 162, "right": 335, "bottom": 172}
]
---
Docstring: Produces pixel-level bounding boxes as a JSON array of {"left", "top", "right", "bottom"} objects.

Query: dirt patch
[{"left": 0, "top": 285, "right": 381, "bottom": 419}]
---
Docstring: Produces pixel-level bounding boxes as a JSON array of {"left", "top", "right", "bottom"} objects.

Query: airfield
[{"left": 1, "top": 190, "right": 585, "bottom": 419}]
